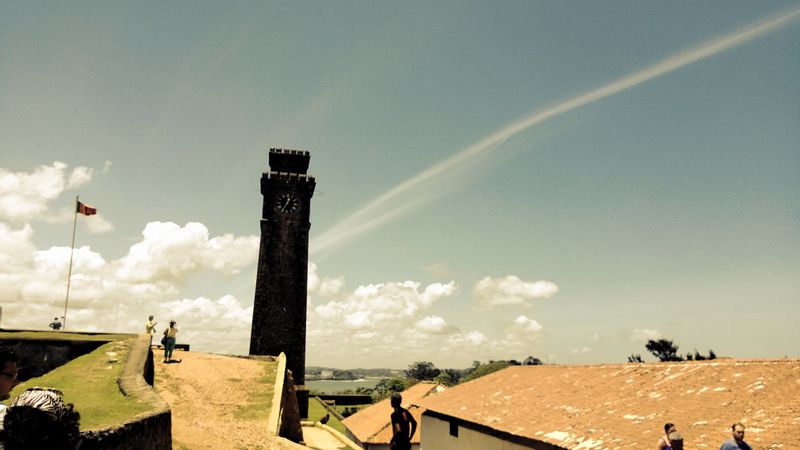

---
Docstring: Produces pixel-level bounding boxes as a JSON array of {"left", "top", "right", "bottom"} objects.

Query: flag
[{"left": 77, "top": 200, "right": 97, "bottom": 216}]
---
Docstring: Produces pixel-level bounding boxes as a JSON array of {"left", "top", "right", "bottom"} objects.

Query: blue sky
[{"left": 1, "top": 2, "right": 798, "bottom": 368}]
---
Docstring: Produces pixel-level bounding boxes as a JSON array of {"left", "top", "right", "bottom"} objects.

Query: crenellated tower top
[{"left": 268, "top": 148, "right": 310, "bottom": 174}]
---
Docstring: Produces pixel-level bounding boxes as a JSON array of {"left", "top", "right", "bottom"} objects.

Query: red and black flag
[{"left": 77, "top": 200, "right": 97, "bottom": 216}]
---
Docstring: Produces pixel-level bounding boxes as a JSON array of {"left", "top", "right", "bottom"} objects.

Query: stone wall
[
  {"left": 0, "top": 332, "right": 171, "bottom": 449},
  {"left": 268, "top": 352, "right": 304, "bottom": 443},
  {"left": 81, "top": 333, "right": 172, "bottom": 449},
  {"left": 0, "top": 336, "right": 106, "bottom": 381},
  {"left": 2, "top": 332, "right": 305, "bottom": 449}
]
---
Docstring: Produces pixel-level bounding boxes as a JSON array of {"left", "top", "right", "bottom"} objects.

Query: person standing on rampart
[
  {"left": 163, "top": 320, "right": 178, "bottom": 363},
  {"left": 49, "top": 317, "right": 62, "bottom": 331},
  {"left": 145, "top": 315, "right": 158, "bottom": 337}
]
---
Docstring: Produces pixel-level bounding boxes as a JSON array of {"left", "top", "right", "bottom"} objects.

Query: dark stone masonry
[{"left": 249, "top": 148, "right": 316, "bottom": 388}]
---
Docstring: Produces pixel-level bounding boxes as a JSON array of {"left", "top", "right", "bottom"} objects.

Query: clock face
[{"left": 274, "top": 193, "right": 300, "bottom": 214}]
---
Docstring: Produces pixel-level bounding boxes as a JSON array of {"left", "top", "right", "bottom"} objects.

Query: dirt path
[{"left": 153, "top": 350, "right": 306, "bottom": 450}]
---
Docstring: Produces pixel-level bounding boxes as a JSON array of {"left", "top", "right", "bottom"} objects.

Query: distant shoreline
[{"left": 306, "top": 378, "right": 381, "bottom": 394}]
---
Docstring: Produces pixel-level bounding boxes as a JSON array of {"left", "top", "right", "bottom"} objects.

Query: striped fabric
[{"left": 9, "top": 387, "right": 69, "bottom": 418}]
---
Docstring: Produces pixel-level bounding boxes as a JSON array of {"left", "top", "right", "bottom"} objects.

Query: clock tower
[{"left": 250, "top": 148, "right": 316, "bottom": 390}]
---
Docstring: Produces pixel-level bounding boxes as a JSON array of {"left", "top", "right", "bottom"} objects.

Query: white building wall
[
  {"left": 422, "top": 415, "right": 549, "bottom": 450},
  {"left": 365, "top": 443, "right": 419, "bottom": 450}
]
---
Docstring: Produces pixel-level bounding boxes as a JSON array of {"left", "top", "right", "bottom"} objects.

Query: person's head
[
  {"left": 731, "top": 423, "right": 745, "bottom": 442},
  {"left": 390, "top": 393, "right": 402, "bottom": 408},
  {"left": 664, "top": 423, "right": 676, "bottom": 435},
  {"left": 3, "top": 387, "right": 81, "bottom": 450},
  {"left": 170, "top": 320, "right": 176, "bottom": 327},
  {"left": 0, "top": 346, "right": 19, "bottom": 401},
  {"left": 668, "top": 431, "right": 684, "bottom": 450},
  {"left": 149, "top": 315, "right": 154, "bottom": 321}
]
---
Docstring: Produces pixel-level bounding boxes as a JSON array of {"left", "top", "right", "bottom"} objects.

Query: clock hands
[{"left": 276, "top": 194, "right": 298, "bottom": 213}]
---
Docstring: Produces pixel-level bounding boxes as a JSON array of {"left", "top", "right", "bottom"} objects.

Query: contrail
[{"left": 311, "top": 8, "right": 800, "bottom": 257}]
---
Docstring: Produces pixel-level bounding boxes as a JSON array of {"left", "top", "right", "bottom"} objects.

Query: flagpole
[{"left": 64, "top": 195, "right": 79, "bottom": 331}]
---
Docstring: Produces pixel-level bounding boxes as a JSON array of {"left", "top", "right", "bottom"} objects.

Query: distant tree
[
  {"left": 433, "top": 371, "right": 454, "bottom": 386},
  {"left": 523, "top": 356, "right": 543, "bottom": 366},
  {"left": 372, "top": 377, "right": 414, "bottom": 400},
  {"left": 686, "top": 352, "right": 694, "bottom": 361},
  {"left": 708, "top": 349, "right": 717, "bottom": 360},
  {"left": 645, "top": 339, "right": 683, "bottom": 362},
  {"left": 406, "top": 361, "right": 440, "bottom": 380},
  {"left": 627, "top": 354, "right": 644, "bottom": 363},
  {"left": 461, "top": 361, "right": 510, "bottom": 383},
  {"left": 332, "top": 369, "right": 356, "bottom": 380},
  {"left": 441, "top": 368, "right": 463, "bottom": 384}
]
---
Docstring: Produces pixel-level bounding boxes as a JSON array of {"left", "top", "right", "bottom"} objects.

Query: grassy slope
[
  {"left": 233, "top": 359, "right": 277, "bottom": 421},
  {"left": 6, "top": 336, "right": 154, "bottom": 430},
  {"left": 308, "top": 396, "right": 346, "bottom": 434}
]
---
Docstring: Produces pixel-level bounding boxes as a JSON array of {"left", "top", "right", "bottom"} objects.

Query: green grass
[
  {"left": 335, "top": 404, "right": 370, "bottom": 420},
  {"left": 0, "top": 330, "right": 134, "bottom": 341},
  {"left": 7, "top": 336, "right": 153, "bottom": 430},
  {"left": 308, "top": 397, "right": 349, "bottom": 435},
  {"left": 232, "top": 360, "right": 277, "bottom": 421}
]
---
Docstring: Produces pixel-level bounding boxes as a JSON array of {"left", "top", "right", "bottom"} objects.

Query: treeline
[
  {"left": 628, "top": 338, "right": 717, "bottom": 363},
  {"left": 345, "top": 356, "right": 545, "bottom": 402},
  {"left": 404, "top": 356, "right": 543, "bottom": 386}
]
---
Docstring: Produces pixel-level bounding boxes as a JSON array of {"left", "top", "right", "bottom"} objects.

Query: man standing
[
  {"left": 389, "top": 392, "right": 417, "bottom": 450},
  {"left": 145, "top": 315, "right": 158, "bottom": 336},
  {"left": 49, "top": 317, "right": 62, "bottom": 331},
  {"left": 720, "top": 423, "right": 752, "bottom": 450}
]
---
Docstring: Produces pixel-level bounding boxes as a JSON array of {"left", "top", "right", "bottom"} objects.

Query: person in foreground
[
  {"left": 1, "top": 387, "right": 81, "bottom": 450},
  {"left": 657, "top": 423, "right": 677, "bottom": 450},
  {"left": 163, "top": 320, "right": 178, "bottom": 363},
  {"left": 389, "top": 392, "right": 417, "bottom": 450},
  {"left": 0, "top": 347, "right": 20, "bottom": 429},
  {"left": 720, "top": 423, "right": 752, "bottom": 450},
  {"left": 0, "top": 348, "right": 19, "bottom": 404}
]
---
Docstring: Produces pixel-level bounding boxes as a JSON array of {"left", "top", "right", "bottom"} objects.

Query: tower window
[{"left": 449, "top": 420, "right": 458, "bottom": 437}]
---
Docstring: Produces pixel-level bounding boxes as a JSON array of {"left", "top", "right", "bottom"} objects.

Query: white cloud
[
  {"left": 308, "top": 262, "right": 345, "bottom": 299},
  {"left": 115, "top": 222, "right": 258, "bottom": 285},
  {"left": 415, "top": 316, "right": 452, "bottom": 334},
  {"left": 630, "top": 328, "right": 661, "bottom": 342},
  {"left": 84, "top": 214, "right": 114, "bottom": 233},
  {"left": 66, "top": 166, "right": 94, "bottom": 189},
  {"left": 421, "top": 262, "right": 452, "bottom": 277},
  {"left": 473, "top": 275, "right": 559, "bottom": 309},
  {"left": 513, "top": 314, "right": 543, "bottom": 333},
  {"left": 154, "top": 295, "right": 253, "bottom": 355},
  {"left": 0, "top": 162, "right": 95, "bottom": 223},
  {"left": 447, "top": 330, "right": 489, "bottom": 347},
  {"left": 307, "top": 279, "right": 463, "bottom": 366},
  {"left": 0, "top": 219, "right": 259, "bottom": 340},
  {"left": 570, "top": 346, "right": 592, "bottom": 354}
]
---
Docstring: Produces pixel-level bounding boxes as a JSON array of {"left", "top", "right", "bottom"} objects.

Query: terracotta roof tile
[
  {"left": 342, "top": 382, "right": 444, "bottom": 444},
  {"left": 418, "top": 359, "right": 800, "bottom": 449}
]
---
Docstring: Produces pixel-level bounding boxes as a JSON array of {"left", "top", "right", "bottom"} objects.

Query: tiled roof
[
  {"left": 342, "top": 382, "right": 444, "bottom": 445},
  {"left": 418, "top": 359, "right": 800, "bottom": 449}
]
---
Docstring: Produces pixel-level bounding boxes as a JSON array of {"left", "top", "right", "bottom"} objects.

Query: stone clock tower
[{"left": 250, "top": 148, "right": 315, "bottom": 389}]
